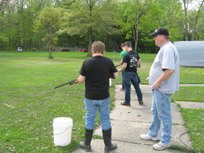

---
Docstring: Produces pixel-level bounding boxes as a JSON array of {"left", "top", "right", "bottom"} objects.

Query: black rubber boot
[
  {"left": 79, "top": 128, "right": 93, "bottom": 152},
  {"left": 103, "top": 128, "right": 117, "bottom": 153}
]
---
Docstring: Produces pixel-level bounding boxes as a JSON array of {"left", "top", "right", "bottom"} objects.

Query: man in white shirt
[{"left": 140, "top": 27, "right": 180, "bottom": 151}]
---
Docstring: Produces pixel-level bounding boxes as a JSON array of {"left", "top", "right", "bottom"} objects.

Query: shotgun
[
  {"left": 54, "top": 79, "right": 79, "bottom": 89},
  {"left": 54, "top": 71, "right": 115, "bottom": 89}
]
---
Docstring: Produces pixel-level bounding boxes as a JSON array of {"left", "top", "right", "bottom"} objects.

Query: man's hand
[
  {"left": 153, "top": 82, "right": 160, "bottom": 90},
  {"left": 152, "top": 69, "right": 175, "bottom": 90}
]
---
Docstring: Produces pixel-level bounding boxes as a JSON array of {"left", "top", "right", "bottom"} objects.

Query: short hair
[
  {"left": 92, "top": 41, "right": 105, "bottom": 54},
  {"left": 121, "top": 43, "right": 125, "bottom": 48},
  {"left": 125, "top": 41, "right": 132, "bottom": 48},
  {"left": 164, "top": 35, "right": 170, "bottom": 40}
]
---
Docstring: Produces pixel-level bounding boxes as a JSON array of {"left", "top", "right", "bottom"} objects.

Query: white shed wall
[{"left": 174, "top": 41, "right": 204, "bottom": 67}]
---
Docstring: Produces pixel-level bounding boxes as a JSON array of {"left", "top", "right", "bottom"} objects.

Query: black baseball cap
[{"left": 149, "top": 27, "right": 169, "bottom": 37}]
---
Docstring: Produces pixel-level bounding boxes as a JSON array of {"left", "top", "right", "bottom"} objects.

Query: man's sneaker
[
  {"left": 153, "top": 142, "right": 171, "bottom": 150},
  {"left": 139, "top": 101, "right": 143, "bottom": 105},
  {"left": 140, "top": 134, "right": 159, "bottom": 141},
  {"left": 120, "top": 88, "right": 125, "bottom": 91},
  {"left": 121, "top": 102, "right": 130, "bottom": 106}
]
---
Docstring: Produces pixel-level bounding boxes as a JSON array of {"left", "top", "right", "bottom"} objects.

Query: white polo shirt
[{"left": 149, "top": 41, "right": 180, "bottom": 94}]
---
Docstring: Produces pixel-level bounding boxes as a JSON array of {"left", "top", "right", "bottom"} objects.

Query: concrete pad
[
  {"left": 111, "top": 100, "right": 153, "bottom": 122},
  {"left": 115, "top": 85, "right": 152, "bottom": 101},
  {"left": 171, "top": 103, "right": 184, "bottom": 125},
  {"left": 113, "top": 102, "right": 184, "bottom": 124},
  {"left": 175, "top": 101, "right": 204, "bottom": 109},
  {"left": 72, "top": 85, "right": 191, "bottom": 153},
  {"left": 72, "top": 139, "right": 186, "bottom": 153},
  {"left": 114, "top": 92, "right": 152, "bottom": 101},
  {"left": 116, "top": 85, "right": 152, "bottom": 94},
  {"left": 94, "top": 121, "right": 190, "bottom": 147},
  {"left": 94, "top": 121, "right": 156, "bottom": 145},
  {"left": 171, "top": 125, "right": 191, "bottom": 148}
]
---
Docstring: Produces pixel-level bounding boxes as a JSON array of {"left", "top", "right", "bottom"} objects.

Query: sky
[{"left": 181, "top": 0, "right": 201, "bottom": 10}]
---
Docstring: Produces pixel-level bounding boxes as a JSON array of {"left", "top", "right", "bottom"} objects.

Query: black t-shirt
[
  {"left": 79, "top": 56, "right": 117, "bottom": 100},
  {"left": 123, "top": 50, "right": 140, "bottom": 72}
]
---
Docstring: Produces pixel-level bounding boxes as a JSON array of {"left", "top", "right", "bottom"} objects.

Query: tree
[
  {"left": 196, "top": 10, "right": 204, "bottom": 40},
  {"left": 191, "top": 0, "right": 204, "bottom": 40},
  {"left": 160, "top": 1, "right": 184, "bottom": 42},
  {"left": 59, "top": 0, "right": 121, "bottom": 56},
  {"left": 34, "top": 5, "right": 61, "bottom": 58},
  {"left": 183, "top": 0, "right": 191, "bottom": 40},
  {"left": 0, "top": 0, "right": 12, "bottom": 49},
  {"left": 138, "top": 2, "right": 162, "bottom": 52},
  {"left": 122, "top": 0, "right": 161, "bottom": 51}
]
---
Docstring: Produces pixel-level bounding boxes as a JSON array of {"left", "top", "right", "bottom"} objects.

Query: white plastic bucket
[{"left": 53, "top": 117, "right": 73, "bottom": 146}]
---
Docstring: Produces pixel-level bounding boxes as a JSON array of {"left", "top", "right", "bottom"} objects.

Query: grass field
[{"left": 0, "top": 51, "right": 204, "bottom": 152}]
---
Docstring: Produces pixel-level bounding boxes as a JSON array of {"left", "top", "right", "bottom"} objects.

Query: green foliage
[
  {"left": 121, "top": 0, "right": 162, "bottom": 51},
  {"left": 59, "top": 0, "right": 121, "bottom": 56},
  {"left": 160, "top": 1, "right": 184, "bottom": 42},
  {"left": 0, "top": 0, "right": 204, "bottom": 52},
  {"left": 188, "top": 8, "right": 204, "bottom": 40},
  {"left": 34, "top": 5, "right": 62, "bottom": 57},
  {"left": 139, "top": 2, "right": 162, "bottom": 50},
  {"left": 0, "top": 33, "right": 8, "bottom": 44},
  {"left": 34, "top": 6, "right": 61, "bottom": 33},
  {"left": 60, "top": 0, "right": 120, "bottom": 36},
  {"left": 0, "top": 16, "right": 8, "bottom": 44}
]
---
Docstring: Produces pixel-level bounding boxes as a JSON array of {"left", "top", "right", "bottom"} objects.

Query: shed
[{"left": 174, "top": 41, "right": 204, "bottom": 67}]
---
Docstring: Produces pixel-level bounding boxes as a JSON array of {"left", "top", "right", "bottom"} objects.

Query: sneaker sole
[
  {"left": 140, "top": 137, "right": 159, "bottom": 142},
  {"left": 153, "top": 144, "right": 171, "bottom": 150}
]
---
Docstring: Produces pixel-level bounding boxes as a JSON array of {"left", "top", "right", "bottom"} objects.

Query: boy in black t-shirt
[
  {"left": 118, "top": 41, "right": 143, "bottom": 106},
  {"left": 77, "top": 41, "right": 118, "bottom": 152}
]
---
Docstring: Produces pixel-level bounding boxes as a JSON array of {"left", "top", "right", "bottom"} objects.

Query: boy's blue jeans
[
  {"left": 84, "top": 97, "right": 111, "bottom": 131},
  {"left": 148, "top": 89, "right": 172, "bottom": 144},
  {"left": 124, "top": 71, "right": 143, "bottom": 103},
  {"left": 122, "top": 70, "right": 125, "bottom": 89}
]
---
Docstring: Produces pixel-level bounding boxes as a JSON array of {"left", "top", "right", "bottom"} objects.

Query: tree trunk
[
  {"left": 49, "top": 42, "right": 52, "bottom": 58},
  {"left": 87, "top": 4, "right": 93, "bottom": 57},
  {"left": 135, "top": 24, "right": 138, "bottom": 52},
  {"left": 21, "top": 0, "right": 27, "bottom": 51},
  {"left": 88, "top": 27, "right": 93, "bottom": 57},
  {"left": 24, "top": 34, "right": 27, "bottom": 51},
  {"left": 38, "top": 32, "right": 41, "bottom": 51},
  {"left": 191, "top": 0, "right": 204, "bottom": 41},
  {"left": 183, "top": 0, "right": 188, "bottom": 41},
  {"left": 132, "top": 25, "right": 136, "bottom": 49},
  {"left": 135, "top": 9, "right": 139, "bottom": 52}
]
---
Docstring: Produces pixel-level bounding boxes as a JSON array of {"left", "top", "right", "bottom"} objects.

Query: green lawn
[{"left": 0, "top": 51, "right": 204, "bottom": 152}]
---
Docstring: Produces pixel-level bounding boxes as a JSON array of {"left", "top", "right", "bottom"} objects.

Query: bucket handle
[{"left": 54, "top": 125, "right": 73, "bottom": 135}]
